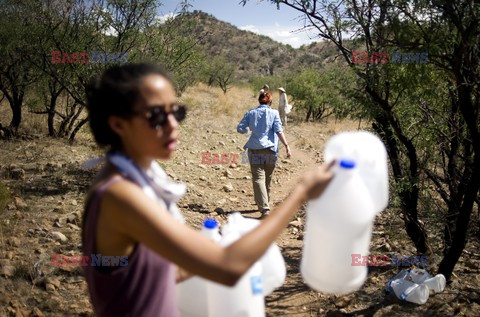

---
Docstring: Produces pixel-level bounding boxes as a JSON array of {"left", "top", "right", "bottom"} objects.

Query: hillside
[{"left": 185, "top": 11, "right": 341, "bottom": 79}]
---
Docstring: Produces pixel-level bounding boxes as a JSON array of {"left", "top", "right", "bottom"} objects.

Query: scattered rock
[
  {"left": 66, "top": 213, "right": 78, "bottom": 223},
  {"left": 14, "top": 197, "right": 28, "bottom": 209},
  {"left": 231, "top": 139, "right": 236, "bottom": 143},
  {"left": 52, "top": 207, "right": 64, "bottom": 213},
  {"left": 0, "top": 264, "right": 15, "bottom": 278},
  {"left": 219, "top": 141, "right": 225, "bottom": 146},
  {"left": 45, "top": 162, "right": 62, "bottom": 172},
  {"left": 50, "top": 231, "right": 68, "bottom": 243},
  {"left": 243, "top": 176, "right": 251, "bottom": 180},
  {"left": 214, "top": 207, "right": 225, "bottom": 215},
  {"left": 5, "top": 251, "right": 14, "bottom": 260},
  {"left": 54, "top": 216, "right": 66, "bottom": 227},
  {"left": 335, "top": 295, "right": 354, "bottom": 308},
  {"left": 71, "top": 199, "right": 78, "bottom": 206},
  {"left": 45, "top": 276, "right": 61, "bottom": 289},
  {"left": 45, "top": 283, "right": 56, "bottom": 293},
  {"left": 32, "top": 307, "right": 46, "bottom": 317},
  {"left": 199, "top": 176, "right": 207, "bottom": 181},
  {"left": 223, "top": 183, "right": 234, "bottom": 192},
  {"left": 9, "top": 168, "right": 25, "bottom": 180},
  {"left": 8, "top": 237, "right": 21, "bottom": 247},
  {"left": 229, "top": 163, "right": 237, "bottom": 168},
  {"left": 289, "top": 219, "right": 303, "bottom": 228},
  {"left": 241, "top": 189, "right": 247, "bottom": 193},
  {"left": 67, "top": 223, "right": 81, "bottom": 231},
  {"left": 223, "top": 170, "right": 233, "bottom": 178},
  {"left": 15, "top": 308, "right": 31, "bottom": 317}
]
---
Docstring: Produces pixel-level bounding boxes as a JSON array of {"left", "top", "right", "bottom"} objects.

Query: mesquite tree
[{"left": 243, "top": 0, "right": 480, "bottom": 281}]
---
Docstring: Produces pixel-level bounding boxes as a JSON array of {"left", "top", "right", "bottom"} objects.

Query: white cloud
[
  {"left": 155, "top": 12, "right": 178, "bottom": 24},
  {"left": 239, "top": 24, "right": 260, "bottom": 34},
  {"left": 239, "top": 23, "right": 319, "bottom": 48}
]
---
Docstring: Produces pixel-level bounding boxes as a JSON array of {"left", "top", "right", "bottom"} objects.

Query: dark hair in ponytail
[{"left": 85, "top": 63, "right": 171, "bottom": 150}]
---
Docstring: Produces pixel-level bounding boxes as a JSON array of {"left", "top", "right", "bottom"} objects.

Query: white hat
[{"left": 278, "top": 87, "right": 286, "bottom": 93}]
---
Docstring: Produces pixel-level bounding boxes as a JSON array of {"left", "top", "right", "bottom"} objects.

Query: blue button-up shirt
[{"left": 237, "top": 104, "right": 283, "bottom": 153}]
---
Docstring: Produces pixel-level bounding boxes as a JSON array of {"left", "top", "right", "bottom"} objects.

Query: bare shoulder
[{"left": 102, "top": 177, "right": 146, "bottom": 211}]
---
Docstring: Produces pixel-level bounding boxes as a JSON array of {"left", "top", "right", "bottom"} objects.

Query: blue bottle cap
[
  {"left": 339, "top": 159, "right": 356, "bottom": 169},
  {"left": 203, "top": 218, "right": 218, "bottom": 229}
]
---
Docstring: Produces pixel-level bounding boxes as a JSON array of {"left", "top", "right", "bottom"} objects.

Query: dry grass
[
  {"left": 0, "top": 100, "right": 48, "bottom": 136},
  {"left": 180, "top": 82, "right": 255, "bottom": 119}
]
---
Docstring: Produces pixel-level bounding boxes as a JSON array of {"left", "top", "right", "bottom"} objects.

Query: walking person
[
  {"left": 259, "top": 84, "right": 270, "bottom": 94},
  {"left": 82, "top": 63, "right": 334, "bottom": 316},
  {"left": 277, "top": 87, "right": 291, "bottom": 127},
  {"left": 237, "top": 91, "right": 291, "bottom": 218}
]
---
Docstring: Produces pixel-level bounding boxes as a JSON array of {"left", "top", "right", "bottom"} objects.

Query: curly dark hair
[{"left": 85, "top": 63, "right": 171, "bottom": 150}]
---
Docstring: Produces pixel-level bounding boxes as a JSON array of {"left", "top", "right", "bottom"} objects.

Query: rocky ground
[{"left": 0, "top": 84, "right": 479, "bottom": 316}]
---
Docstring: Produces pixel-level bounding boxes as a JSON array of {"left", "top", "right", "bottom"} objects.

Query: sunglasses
[{"left": 135, "top": 104, "right": 187, "bottom": 129}]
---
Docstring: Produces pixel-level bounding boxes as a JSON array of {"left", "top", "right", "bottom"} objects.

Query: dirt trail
[{"left": 270, "top": 131, "right": 319, "bottom": 204}]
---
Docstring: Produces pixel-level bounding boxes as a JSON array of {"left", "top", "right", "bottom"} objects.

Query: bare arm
[
  {"left": 101, "top": 162, "right": 334, "bottom": 286},
  {"left": 277, "top": 132, "right": 291, "bottom": 158}
]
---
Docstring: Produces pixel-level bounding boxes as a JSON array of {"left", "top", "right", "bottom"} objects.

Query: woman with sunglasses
[{"left": 82, "top": 63, "right": 334, "bottom": 317}]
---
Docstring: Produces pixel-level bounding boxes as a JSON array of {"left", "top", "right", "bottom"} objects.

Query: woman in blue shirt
[{"left": 237, "top": 91, "right": 291, "bottom": 218}]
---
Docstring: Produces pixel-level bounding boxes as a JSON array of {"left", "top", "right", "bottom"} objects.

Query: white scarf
[{"left": 83, "top": 152, "right": 186, "bottom": 223}]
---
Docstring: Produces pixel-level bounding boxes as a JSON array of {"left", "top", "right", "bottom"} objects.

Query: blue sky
[{"left": 159, "top": 0, "right": 321, "bottom": 48}]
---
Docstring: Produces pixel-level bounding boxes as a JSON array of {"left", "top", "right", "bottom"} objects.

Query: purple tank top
[{"left": 82, "top": 175, "right": 179, "bottom": 317}]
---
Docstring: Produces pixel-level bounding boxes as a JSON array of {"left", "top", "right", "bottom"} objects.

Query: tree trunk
[
  {"left": 69, "top": 117, "right": 88, "bottom": 143},
  {"left": 438, "top": 74, "right": 480, "bottom": 280},
  {"left": 4, "top": 90, "right": 23, "bottom": 135},
  {"left": 47, "top": 93, "right": 59, "bottom": 137},
  {"left": 306, "top": 106, "right": 312, "bottom": 122},
  {"left": 438, "top": 156, "right": 480, "bottom": 280},
  {"left": 372, "top": 113, "right": 430, "bottom": 254}
]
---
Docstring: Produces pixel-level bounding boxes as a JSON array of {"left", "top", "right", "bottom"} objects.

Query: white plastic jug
[
  {"left": 301, "top": 159, "right": 377, "bottom": 294},
  {"left": 225, "top": 213, "right": 286, "bottom": 295},
  {"left": 177, "top": 219, "right": 221, "bottom": 317},
  {"left": 390, "top": 279, "right": 429, "bottom": 304},
  {"left": 324, "top": 131, "right": 389, "bottom": 212},
  {"left": 404, "top": 269, "right": 446, "bottom": 294},
  {"left": 207, "top": 213, "right": 265, "bottom": 317}
]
